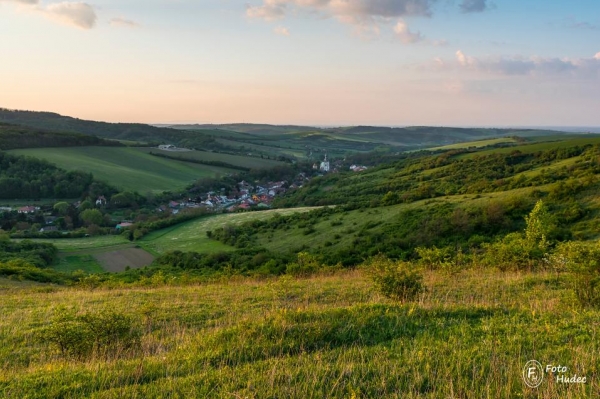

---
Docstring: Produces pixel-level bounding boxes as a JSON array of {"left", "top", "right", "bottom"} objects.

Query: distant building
[
  {"left": 159, "top": 144, "right": 176, "bottom": 150},
  {"left": 116, "top": 222, "right": 134, "bottom": 229},
  {"left": 350, "top": 165, "right": 368, "bottom": 172},
  {"left": 95, "top": 196, "right": 107, "bottom": 206},
  {"left": 17, "top": 206, "right": 37, "bottom": 214},
  {"left": 319, "top": 155, "right": 330, "bottom": 172}
]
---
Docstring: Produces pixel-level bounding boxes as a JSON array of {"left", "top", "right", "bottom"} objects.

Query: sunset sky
[{"left": 1, "top": 0, "right": 599, "bottom": 126}]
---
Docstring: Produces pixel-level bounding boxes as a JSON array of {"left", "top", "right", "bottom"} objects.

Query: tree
[
  {"left": 54, "top": 202, "right": 70, "bottom": 216},
  {"left": 525, "top": 200, "right": 552, "bottom": 251},
  {"left": 111, "top": 192, "right": 136, "bottom": 208},
  {"left": 79, "top": 200, "right": 93, "bottom": 211},
  {"left": 80, "top": 209, "right": 104, "bottom": 226}
]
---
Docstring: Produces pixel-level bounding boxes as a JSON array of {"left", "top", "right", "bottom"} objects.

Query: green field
[
  {"left": 1, "top": 268, "right": 597, "bottom": 398},
  {"left": 53, "top": 255, "right": 105, "bottom": 273},
  {"left": 8, "top": 147, "right": 237, "bottom": 193},
  {"left": 138, "top": 208, "right": 320, "bottom": 255},
  {"left": 27, "top": 209, "right": 321, "bottom": 269},
  {"left": 134, "top": 147, "right": 286, "bottom": 169},
  {"left": 426, "top": 137, "right": 517, "bottom": 151},
  {"left": 29, "top": 235, "right": 129, "bottom": 252},
  {"left": 457, "top": 136, "right": 600, "bottom": 160}
]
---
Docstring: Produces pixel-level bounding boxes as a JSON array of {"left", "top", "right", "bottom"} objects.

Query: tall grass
[{"left": 0, "top": 269, "right": 597, "bottom": 398}]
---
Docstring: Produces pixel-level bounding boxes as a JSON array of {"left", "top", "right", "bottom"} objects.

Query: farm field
[
  {"left": 0, "top": 269, "right": 597, "bottom": 398},
  {"left": 53, "top": 254, "right": 105, "bottom": 274},
  {"left": 134, "top": 147, "right": 286, "bottom": 169},
  {"left": 8, "top": 147, "right": 237, "bottom": 193},
  {"left": 94, "top": 247, "right": 154, "bottom": 272},
  {"left": 26, "top": 208, "right": 321, "bottom": 272}
]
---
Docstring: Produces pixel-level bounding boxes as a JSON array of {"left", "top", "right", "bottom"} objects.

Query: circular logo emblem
[{"left": 523, "top": 360, "right": 544, "bottom": 388}]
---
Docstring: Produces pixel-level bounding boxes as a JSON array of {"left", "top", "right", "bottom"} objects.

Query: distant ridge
[{"left": 0, "top": 108, "right": 580, "bottom": 150}]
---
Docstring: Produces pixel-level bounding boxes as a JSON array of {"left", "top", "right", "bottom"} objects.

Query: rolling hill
[
  {"left": 8, "top": 147, "right": 238, "bottom": 194},
  {"left": 0, "top": 123, "right": 120, "bottom": 150},
  {"left": 1, "top": 108, "right": 582, "bottom": 164}
]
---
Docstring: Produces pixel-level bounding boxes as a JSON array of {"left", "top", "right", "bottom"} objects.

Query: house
[
  {"left": 44, "top": 216, "right": 58, "bottom": 225},
  {"left": 17, "top": 206, "right": 37, "bottom": 214},
  {"left": 116, "top": 222, "right": 134, "bottom": 229},
  {"left": 169, "top": 201, "right": 180, "bottom": 209},
  {"left": 158, "top": 144, "right": 176, "bottom": 150},
  {"left": 350, "top": 165, "right": 368, "bottom": 172},
  {"left": 0, "top": 207, "right": 12, "bottom": 212},
  {"left": 39, "top": 226, "right": 58, "bottom": 233},
  {"left": 95, "top": 196, "right": 107, "bottom": 206}
]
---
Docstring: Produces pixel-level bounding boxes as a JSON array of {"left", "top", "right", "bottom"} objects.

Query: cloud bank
[
  {"left": 0, "top": 0, "right": 39, "bottom": 3},
  {"left": 110, "top": 17, "right": 140, "bottom": 28},
  {"left": 247, "top": 0, "right": 436, "bottom": 25},
  {"left": 43, "top": 2, "right": 96, "bottom": 29},
  {"left": 0, "top": 0, "right": 97, "bottom": 29},
  {"left": 273, "top": 26, "right": 290, "bottom": 36},
  {"left": 452, "top": 50, "right": 600, "bottom": 77},
  {"left": 459, "top": 0, "right": 491, "bottom": 14},
  {"left": 393, "top": 20, "right": 423, "bottom": 44}
]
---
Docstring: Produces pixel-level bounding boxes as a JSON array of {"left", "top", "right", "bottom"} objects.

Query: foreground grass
[{"left": 0, "top": 269, "right": 597, "bottom": 398}]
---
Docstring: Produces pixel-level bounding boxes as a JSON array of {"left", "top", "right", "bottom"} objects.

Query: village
[{"left": 0, "top": 154, "right": 367, "bottom": 237}]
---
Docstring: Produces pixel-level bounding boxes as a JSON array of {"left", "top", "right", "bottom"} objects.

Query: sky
[{"left": 0, "top": 0, "right": 599, "bottom": 127}]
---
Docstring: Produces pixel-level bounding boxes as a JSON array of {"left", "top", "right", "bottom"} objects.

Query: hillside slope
[{"left": 0, "top": 123, "right": 120, "bottom": 150}]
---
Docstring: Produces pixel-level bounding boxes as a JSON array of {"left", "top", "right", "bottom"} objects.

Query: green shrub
[
  {"left": 285, "top": 252, "right": 322, "bottom": 277},
  {"left": 366, "top": 255, "right": 425, "bottom": 303},
  {"left": 415, "top": 245, "right": 452, "bottom": 270},
  {"left": 553, "top": 241, "right": 600, "bottom": 308},
  {"left": 37, "top": 307, "right": 141, "bottom": 359}
]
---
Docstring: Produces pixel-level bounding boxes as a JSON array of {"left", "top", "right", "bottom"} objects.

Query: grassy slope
[
  {"left": 8, "top": 147, "right": 237, "bottom": 193},
  {"left": 254, "top": 188, "right": 549, "bottom": 254},
  {"left": 138, "top": 208, "right": 319, "bottom": 255},
  {"left": 426, "top": 137, "right": 517, "bottom": 151},
  {"left": 0, "top": 270, "right": 597, "bottom": 398},
  {"left": 457, "top": 136, "right": 600, "bottom": 159}
]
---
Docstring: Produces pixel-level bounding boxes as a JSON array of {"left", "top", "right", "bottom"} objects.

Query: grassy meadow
[
  {"left": 8, "top": 147, "right": 237, "bottom": 193},
  {"left": 0, "top": 268, "right": 597, "bottom": 398}
]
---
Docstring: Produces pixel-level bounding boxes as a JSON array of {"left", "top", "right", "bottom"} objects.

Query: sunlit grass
[{"left": 0, "top": 269, "right": 597, "bottom": 398}]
